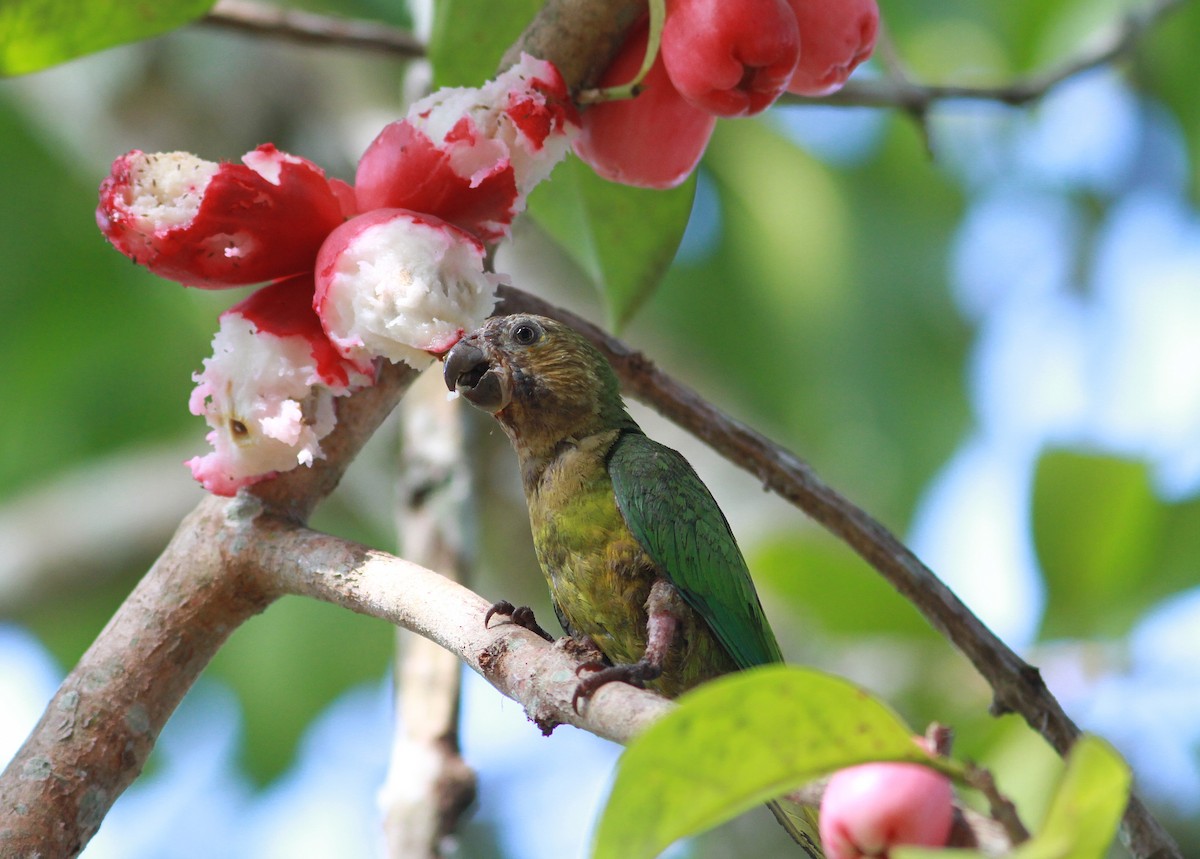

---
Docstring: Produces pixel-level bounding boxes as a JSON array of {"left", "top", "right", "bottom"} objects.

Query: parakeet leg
[
  {"left": 484, "top": 600, "right": 554, "bottom": 642},
  {"left": 572, "top": 579, "right": 683, "bottom": 711}
]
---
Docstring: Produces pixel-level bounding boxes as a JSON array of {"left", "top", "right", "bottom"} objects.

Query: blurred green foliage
[
  {"left": 529, "top": 159, "right": 696, "bottom": 328},
  {"left": 0, "top": 101, "right": 211, "bottom": 496},
  {"left": 1033, "top": 451, "right": 1200, "bottom": 640},
  {"left": 427, "top": 0, "right": 540, "bottom": 87}
]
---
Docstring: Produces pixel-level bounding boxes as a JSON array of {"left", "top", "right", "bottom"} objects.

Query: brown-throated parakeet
[{"left": 444, "top": 314, "right": 821, "bottom": 855}]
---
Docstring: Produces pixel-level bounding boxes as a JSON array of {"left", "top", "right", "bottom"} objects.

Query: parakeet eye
[{"left": 511, "top": 320, "right": 543, "bottom": 345}]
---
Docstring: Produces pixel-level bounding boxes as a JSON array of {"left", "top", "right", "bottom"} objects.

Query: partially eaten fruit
[{"left": 98, "top": 145, "right": 354, "bottom": 288}]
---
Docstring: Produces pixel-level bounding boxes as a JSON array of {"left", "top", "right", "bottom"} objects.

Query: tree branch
[
  {"left": 494, "top": 285, "right": 1183, "bottom": 859},
  {"left": 380, "top": 374, "right": 478, "bottom": 858},
  {"left": 202, "top": 0, "right": 424, "bottom": 58},
  {"left": 0, "top": 359, "right": 419, "bottom": 856},
  {"left": 795, "top": 0, "right": 1186, "bottom": 113},
  {"left": 200, "top": 0, "right": 1184, "bottom": 112}
]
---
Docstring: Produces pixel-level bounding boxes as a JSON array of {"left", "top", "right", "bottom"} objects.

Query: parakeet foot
[
  {"left": 572, "top": 659, "right": 663, "bottom": 712},
  {"left": 484, "top": 600, "right": 554, "bottom": 642}
]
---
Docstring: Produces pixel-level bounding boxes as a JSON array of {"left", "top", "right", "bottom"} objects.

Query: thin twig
[
  {"left": 797, "top": 0, "right": 1187, "bottom": 113},
  {"left": 964, "top": 762, "right": 1032, "bottom": 847},
  {"left": 202, "top": 0, "right": 424, "bottom": 58},
  {"left": 197, "top": 0, "right": 1184, "bottom": 112}
]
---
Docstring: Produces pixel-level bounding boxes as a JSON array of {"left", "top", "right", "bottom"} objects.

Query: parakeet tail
[{"left": 766, "top": 798, "right": 825, "bottom": 858}]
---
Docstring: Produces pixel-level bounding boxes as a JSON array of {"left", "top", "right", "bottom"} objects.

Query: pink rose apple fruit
[
  {"left": 785, "top": 0, "right": 879, "bottom": 97},
  {"left": 819, "top": 743, "right": 954, "bottom": 859},
  {"left": 573, "top": 21, "right": 717, "bottom": 189},
  {"left": 661, "top": 0, "right": 800, "bottom": 117}
]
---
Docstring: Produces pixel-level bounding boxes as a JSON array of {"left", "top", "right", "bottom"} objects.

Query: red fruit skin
[
  {"left": 502, "top": 59, "right": 580, "bottom": 152},
  {"left": 785, "top": 0, "right": 879, "bottom": 97},
  {"left": 661, "top": 0, "right": 800, "bottom": 117},
  {"left": 819, "top": 760, "right": 954, "bottom": 859},
  {"left": 355, "top": 56, "right": 577, "bottom": 243},
  {"left": 573, "top": 22, "right": 717, "bottom": 189},
  {"left": 228, "top": 274, "right": 374, "bottom": 389},
  {"left": 97, "top": 144, "right": 351, "bottom": 289},
  {"left": 354, "top": 119, "right": 520, "bottom": 243}
]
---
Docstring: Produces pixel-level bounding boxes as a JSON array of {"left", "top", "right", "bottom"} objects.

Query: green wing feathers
[{"left": 607, "top": 431, "right": 783, "bottom": 669}]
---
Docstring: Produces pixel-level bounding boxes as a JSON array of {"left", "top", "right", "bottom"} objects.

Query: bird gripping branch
[{"left": 444, "top": 314, "right": 821, "bottom": 855}]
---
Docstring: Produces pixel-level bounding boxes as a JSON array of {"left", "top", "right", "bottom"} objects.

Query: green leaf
[
  {"left": 0, "top": 0, "right": 215, "bottom": 76},
  {"left": 528, "top": 157, "right": 695, "bottom": 329},
  {"left": 1012, "top": 736, "right": 1131, "bottom": 859},
  {"left": 426, "top": 0, "right": 542, "bottom": 88},
  {"left": 1032, "top": 450, "right": 1200, "bottom": 638},
  {"left": 592, "top": 665, "right": 941, "bottom": 859}
]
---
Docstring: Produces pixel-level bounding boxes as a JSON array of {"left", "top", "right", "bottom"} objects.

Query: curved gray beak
[{"left": 443, "top": 339, "right": 508, "bottom": 412}]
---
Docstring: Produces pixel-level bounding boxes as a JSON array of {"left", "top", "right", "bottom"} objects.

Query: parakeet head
[{"left": 443, "top": 314, "right": 633, "bottom": 452}]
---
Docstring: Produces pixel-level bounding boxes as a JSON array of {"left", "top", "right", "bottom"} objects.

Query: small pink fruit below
[
  {"left": 572, "top": 21, "right": 716, "bottom": 189},
  {"left": 819, "top": 756, "right": 953, "bottom": 859},
  {"left": 661, "top": 0, "right": 800, "bottom": 117},
  {"left": 785, "top": 0, "right": 879, "bottom": 97}
]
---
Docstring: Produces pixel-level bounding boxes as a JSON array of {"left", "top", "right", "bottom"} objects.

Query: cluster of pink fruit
[
  {"left": 96, "top": 55, "right": 579, "bottom": 495},
  {"left": 574, "top": 0, "right": 879, "bottom": 188}
]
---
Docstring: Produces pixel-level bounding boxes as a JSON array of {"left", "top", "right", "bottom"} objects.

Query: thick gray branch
[{"left": 0, "top": 359, "right": 419, "bottom": 856}]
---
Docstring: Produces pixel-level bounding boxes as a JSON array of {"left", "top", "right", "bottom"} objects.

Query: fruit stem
[
  {"left": 964, "top": 762, "right": 1032, "bottom": 846},
  {"left": 576, "top": 0, "right": 666, "bottom": 104}
]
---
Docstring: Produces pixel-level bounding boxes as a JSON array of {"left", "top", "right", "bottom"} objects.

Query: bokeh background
[{"left": 1, "top": 0, "right": 1198, "bottom": 855}]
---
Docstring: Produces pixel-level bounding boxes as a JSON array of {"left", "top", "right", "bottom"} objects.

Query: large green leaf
[
  {"left": 527, "top": 157, "right": 695, "bottom": 329},
  {"left": 426, "top": 0, "right": 542, "bottom": 87},
  {"left": 0, "top": 0, "right": 215, "bottom": 76},
  {"left": 1032, "top": 450, "right": 1200, "bottom": 638},
  {"left": 591, "top": 665, "right": 946, "bottom": 859},
  {"left": 1011, "top": 736, "right": 1130, "bottom": 859}
]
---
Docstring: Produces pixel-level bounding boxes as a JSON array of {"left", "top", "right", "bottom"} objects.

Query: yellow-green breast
[{"left": 524, "top": 429, "right": 737, "bottom": 697}]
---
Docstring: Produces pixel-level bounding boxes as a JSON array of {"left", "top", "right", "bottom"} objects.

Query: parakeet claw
[
  {"left": 484, "top": 599, "right": 555, "bottom": 642},
  {"left": 571, "top": 659, "right": 663, "bottom": 712}
]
